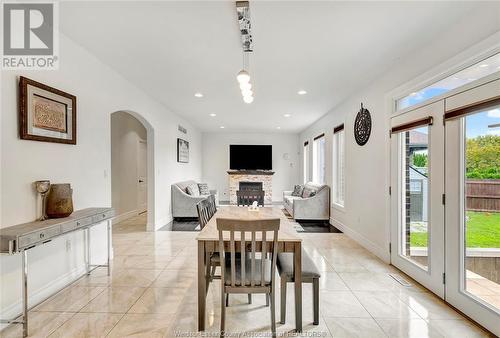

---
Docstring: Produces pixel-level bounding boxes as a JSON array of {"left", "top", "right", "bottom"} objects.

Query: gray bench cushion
[
  {"left": 225, "top": 258, "right": 272, "bottom": 286},
  {"left": 277, "top": 249, "right": 321, "bottom": 280}
]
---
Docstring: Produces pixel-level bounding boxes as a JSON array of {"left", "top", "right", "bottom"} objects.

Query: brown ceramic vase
[{"left": 46, "top": 183, "right": 74, "bottom": 218}]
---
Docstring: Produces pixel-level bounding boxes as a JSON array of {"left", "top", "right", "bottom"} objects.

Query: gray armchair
[
  {"left": 283, "top": 183, "right": 330, "bottom": 220},
  {"left": 172, "top": 180, "right": 218, "bottom": 218}
]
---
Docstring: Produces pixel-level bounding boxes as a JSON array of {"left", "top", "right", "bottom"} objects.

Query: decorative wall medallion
[{"left": 354, "top": 103, "right": 372, "bottom": 146}]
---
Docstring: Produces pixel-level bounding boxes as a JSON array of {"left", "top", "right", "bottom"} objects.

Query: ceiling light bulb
[
  {"left": 220, "top": 126, "right": 225, "bottom": 129},
  {"left": 241, "top": 89, "right": 253, "bottom": 97},
  {"left": 237, "top": 70, "right": 250, "bottom": 83},
  {"left": 243, "top": 96, "right": 254, "bottom": 104},
  {"left": 240, "top": 82, "right": 252, "bottom": 91},
  {"left": 284, "top": 113, "right": 291, "bottom": 118},
  {"left": 209, "top": 113, "right": 217, "bottom": 117},
  {"left": 297, "top": 90, "right": 307, "bottom": 95},
  {"left": 194, "top": 92, "right": 203, "bottom": 98}
]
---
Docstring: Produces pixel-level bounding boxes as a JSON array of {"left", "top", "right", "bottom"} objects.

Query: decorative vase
[
  {"left": 46, "top": 183, "right": 74, "bottom": 218},
  {"left": 34, "top": 180, "right": 51, "bottom": 221}
]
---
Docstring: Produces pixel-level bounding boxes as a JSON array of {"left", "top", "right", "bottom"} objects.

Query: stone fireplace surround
[{"left": 228, "top": 170, "right": 274, "bottom": 205}]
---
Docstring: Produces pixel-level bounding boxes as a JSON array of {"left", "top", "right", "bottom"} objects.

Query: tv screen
[{"left": 230, "top": 145, "right": 272, "bottom": 170}]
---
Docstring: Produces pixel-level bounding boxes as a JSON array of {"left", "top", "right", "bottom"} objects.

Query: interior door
[
  {"left": 390, "top": 101, "right": 445, "bottom": 297},
  {"left": 444, "top": 79, "right": 500, "bottom": 335},
  {"left": 137, "top": 138, "right": 147, "bottom": 214}
]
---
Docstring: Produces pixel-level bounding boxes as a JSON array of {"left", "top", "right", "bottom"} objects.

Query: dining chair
[
  {"left": 217, "top": 217, "right": 280, "bottom": 337},
  {"left": 197, "top": 198, "right": 213, "bottom": 230},
  {"left": 277, "top": 249, "right": 321, "bottom": 325},
  {"left": 197, "top": 198, "right": 252, "bottom": 305}
]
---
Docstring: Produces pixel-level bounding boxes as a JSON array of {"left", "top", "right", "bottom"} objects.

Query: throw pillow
[
  {"left": 302, "top": 188, "right": 317, "bottom": 198},
  {"left": 198, "top": 183, "right": 209, "bottom": 195},
  {"left": 186, "top": 183, "right": 200, "bottom": 196},
  {"left": 291, "top": 184, "right": 304, "bottom": 197}
]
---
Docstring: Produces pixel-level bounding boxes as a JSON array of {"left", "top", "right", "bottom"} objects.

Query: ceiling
[{"left": 60, "top": 1, "right": 493, "bottom": 133}]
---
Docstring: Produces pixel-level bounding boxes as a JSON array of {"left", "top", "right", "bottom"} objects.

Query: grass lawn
[{"left": 410, "top": 211, "right": 500, "bottom": 248}]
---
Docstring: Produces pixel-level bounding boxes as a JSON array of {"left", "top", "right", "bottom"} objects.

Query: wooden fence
[{"left": 466, "top": 180, "right": 500, "bottom": 212}]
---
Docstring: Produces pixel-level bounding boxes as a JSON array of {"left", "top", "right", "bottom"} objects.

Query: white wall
[
  {"left": 0, "top": 33, "right": 202, "bottom": 323},
  {"left": 111, "top": 112, "right": 147, "bottom": 220},
  {"left": 202, "top": 133, "right": 300, "bottom": 202},
  {"left": 299, "top": 8, "right": 500, "bottom": 262}
]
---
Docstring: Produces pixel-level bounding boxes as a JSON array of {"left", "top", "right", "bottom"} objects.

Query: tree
[{"left": 466, "top": 135, "right": 500, "bottom": 179}]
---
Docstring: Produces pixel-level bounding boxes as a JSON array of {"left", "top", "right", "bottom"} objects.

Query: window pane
[
  {"left": 313, "top": 136, "right": 326, "bottom": 184},
  {"left": 397, "top": 53, "right": 500, "bottom": 110},
  {"left": 400, "top": 126, "right": 429, "bottom": 269},
  {"left": 303, "top": 144, "right": 309, "bottom": 183},
  {"left": 333, "top": 130, "right": 345, "bottom": 206},
  {"left": 463, "top": 106, "right": 500, "bottom": 311}
]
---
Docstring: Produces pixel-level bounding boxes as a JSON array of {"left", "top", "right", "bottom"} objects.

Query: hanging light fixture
[
  {"left": 237, "top": 51, "right": 254, "bottom": 104},
  {"left": 236, "top": 1, "right": 254, "bottom": 104}
]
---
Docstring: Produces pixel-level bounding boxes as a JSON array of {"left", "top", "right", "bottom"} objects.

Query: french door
[
  {"left": 444, "top": 79, "right": 500, "bottom": 336},
  {"left": 390, "top": 101, "right": 445, "bottom": 296},
  {"left": 391, "top": 78, "right": 500, "bottom": 335}
]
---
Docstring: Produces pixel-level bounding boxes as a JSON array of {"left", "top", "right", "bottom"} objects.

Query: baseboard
[
  {"left": 330, "top": 217, "right": 390, "bottom": 263},
  {"left": 112, "top": 209, "right": 138, "bottom": 225},
  {"left": 154, "top": 213, "right": 172, "bottom": 231},
  {"left": 0, "top": 266, "right": 87, "bottom": 331}
]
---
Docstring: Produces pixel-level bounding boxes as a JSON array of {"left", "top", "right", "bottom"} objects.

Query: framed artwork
[
  {"left": 19, "top": 76, "right": 77, "bottom": 144},
  {"left": 177, "top": 138, "right": 189, "bottom": 163}
]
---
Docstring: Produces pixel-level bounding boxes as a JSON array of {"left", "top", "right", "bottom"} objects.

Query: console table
[{"left": 0, "top": 207, "right": 114, "bottom": 337}]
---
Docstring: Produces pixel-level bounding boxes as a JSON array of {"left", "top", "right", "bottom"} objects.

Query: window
[
  {"left": 303, "top": 141, "right": 309, "bottom": 183},
  {"left": 333, "top": 124, "right": 345, "bottom": 206},
  {"left": 312, "top": 134, "right": 325, "bottom": 184},
  {"left": 397, "top": 52, "right": 500, "bottom": 111}
]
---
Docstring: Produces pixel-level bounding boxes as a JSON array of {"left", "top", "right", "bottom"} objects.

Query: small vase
[{"left": 46, "top": 183, "right": 74, "bottom": 218}]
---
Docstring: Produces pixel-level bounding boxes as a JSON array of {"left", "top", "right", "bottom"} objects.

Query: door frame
[
  {"left": 390, "top": 101, "right": 446, "bottom": 297},
  {"left": 444, "top": 79, "right": 500, "bottom": 336},
  {"left": 136, "top": 137, "right": 148, "bottom": 214}
]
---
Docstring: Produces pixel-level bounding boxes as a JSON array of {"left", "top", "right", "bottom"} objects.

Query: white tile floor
[{"left": 1, "top": 213, "right": 493, "bottom": 337}]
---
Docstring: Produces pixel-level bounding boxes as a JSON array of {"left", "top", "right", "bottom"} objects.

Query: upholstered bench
[{"left": 277, "top": 249, "right": 321, "bottom": 325}]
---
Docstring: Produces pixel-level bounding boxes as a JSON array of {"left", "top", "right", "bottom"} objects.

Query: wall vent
[{"left": 178, "top": 125, "right": 187, "bottom": 134}]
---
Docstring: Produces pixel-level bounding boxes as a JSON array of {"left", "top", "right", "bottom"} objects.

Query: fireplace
[
  {"left": 237, "top": 181, "right": 264, "bottom": 206},
  {"left": 227, "top": 170, "right": 274, "bottom": 205},
  {"left": 239, "top": 181, "right": 263, "bottom": 191}
]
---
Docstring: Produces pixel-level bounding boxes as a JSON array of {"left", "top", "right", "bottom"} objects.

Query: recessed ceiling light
[
  {"left": 297, "top": 90, "right": 307, "bottom": 95},
  {"left": 220, "top": 126, "right": 225, "bottom": 129},
  {"left": 284, "top": 113, "right": 292, "bottom": 118},
  {"left": 276, "top": 126, "right": 281, "bottom": 130},
  {"left": 209, "top": 113, "right": 217, "bottom": 117},
  {"left": 479, "top": 64, "right": 489, "bottom": 68},
  {"left": 194, "top": 92, "right": 203, "bottom": 98}
]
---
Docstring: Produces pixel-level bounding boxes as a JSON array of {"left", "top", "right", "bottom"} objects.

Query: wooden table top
[{"left": 196, "top": 206, "right": 301, "bottom": 242}]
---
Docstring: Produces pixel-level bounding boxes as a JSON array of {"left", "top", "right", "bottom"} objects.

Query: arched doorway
[{"left": 111, "top": 110, "right": 155, "bottom": 231}]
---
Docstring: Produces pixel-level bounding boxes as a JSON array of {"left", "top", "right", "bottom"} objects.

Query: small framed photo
[
  {"left": 19, "top": 76, "right": 77, "bottom": 144},
  {"left": 177, "top": 138, "right": 189, "bottom": 163}
]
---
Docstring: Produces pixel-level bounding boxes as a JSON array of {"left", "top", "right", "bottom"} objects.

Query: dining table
[{"left": 196, "top": 205, "right": 303, "bottom": 332}]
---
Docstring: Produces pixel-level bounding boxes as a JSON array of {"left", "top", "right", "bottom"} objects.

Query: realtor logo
[{"left": 2, "top": 2, "right": 59, "bottom": 69}]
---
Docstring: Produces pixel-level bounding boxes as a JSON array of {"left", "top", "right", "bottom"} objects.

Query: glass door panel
[
  {"left": 444, "top": 78, "right": 500, "bottom": 336},
  {"left": 399, "top": 126, "right": 430, "bottom": 269},
  {"left": 390, "top": 100, "right": 445, "bottom": 297},
  {"left": 463, "top": 107, "right": 500, "bottom": 310}
]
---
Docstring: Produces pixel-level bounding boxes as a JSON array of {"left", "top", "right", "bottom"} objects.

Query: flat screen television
[{"left": 229, "top": 145, "right": 272, "bottom": 170}]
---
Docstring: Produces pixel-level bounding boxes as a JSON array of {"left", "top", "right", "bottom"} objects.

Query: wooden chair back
[
  {"left": 236, "top": 190, "right": 265, "bottom": 206},
  {"left": 196, "top": 198, "right": 214, "bottom": 229},
  {"left": 207, "top": 194, "right": 217, "bottom": 216},
  {"left": 216, "top": 218, "right": 280, "bottom": 289}
]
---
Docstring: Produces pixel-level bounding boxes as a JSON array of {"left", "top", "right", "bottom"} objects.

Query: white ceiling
[{"left": 60, "top": 1, "right": 494, "bottom": 133}]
